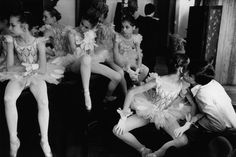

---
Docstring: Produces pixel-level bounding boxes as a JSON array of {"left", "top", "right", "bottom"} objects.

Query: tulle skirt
[
  {"left": 92, "top": 44, "right": 114, "bottom": 63},
  {"left": 0, "top": 63, "right": 65, "bottom": 85},
  {"left": 131, "top": 92, "right": 191, "bottom": 129}
]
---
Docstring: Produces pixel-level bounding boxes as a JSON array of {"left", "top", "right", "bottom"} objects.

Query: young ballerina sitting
[
  {"left": 42, "top": 7, "right": 73, "bottom": 60},
  {"left": 1, "top": 12, "right": 64, "bottom": 157},
  {"left": 113, "top": 15, "right": 149, "bottom": 87},
  {"left": 85, "top": 4, "right": 123, "bottom": 102},
  {"left": 113, "top": 54, "right": 197, "bottom": 157},
  {"left": 31, "top": 7, "right": 70, "bottom": 61},
  {"left": 174, "top": 62, "right": 236, "bottom": 149},
  {"left": 50, "top": 11, "right": 98, "bottom": 111}
]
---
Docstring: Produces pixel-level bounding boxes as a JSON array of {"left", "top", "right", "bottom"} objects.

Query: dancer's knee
[
  {"left": 113, "top": 72, "right": 122, "bottom": 83},
  {"left": 117, "top": 69, "right": 125, "bottom": 77},
  {"left": 37, "top": 98, "right": 49, "bottom": 109},
  {"left": 177, "top": 135, "right": 188, "bottom": 146},
  {"left": 112, "top": 125, "right": 124, "bottom": 137}
]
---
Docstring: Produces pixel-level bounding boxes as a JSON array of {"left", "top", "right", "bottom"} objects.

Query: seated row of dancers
[
  {"left": 0, "top": 2, "right": 149, "bottom": 156},
  {"left": 0, "top": 1, "right": 236, "bottom": 157}
]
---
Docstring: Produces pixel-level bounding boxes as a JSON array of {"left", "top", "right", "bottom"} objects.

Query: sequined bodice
[
  {"left": 51, "top": 26, "right": 68, "bottom": 56},
  {"left": 118, "top": 37, "right": 136, "bottom": 55},
  {"left": 13, "top": 38, "right": 38, "bottom": 64},
  {"left": 144, "top": 73, "right": 183, "bottom": 110}
]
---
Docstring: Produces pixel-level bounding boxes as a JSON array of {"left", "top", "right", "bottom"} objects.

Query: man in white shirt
[{"left": 174, "top": 63, "right": 236, "bottom": 143}]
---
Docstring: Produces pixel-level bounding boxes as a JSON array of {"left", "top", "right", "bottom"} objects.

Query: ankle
[
  {"left": 84, "top": 89, "right": 90, "bottom": 95},
  {"left": 139, "top": 146, "right": 146, "bottom": 153},
  {"left": 40, "top": 141, "right": 52, "bottom": 157},
  {"left": 10, "top": 138, "right": 20, "bottom": 157},
  {"left": 40, "top": 139, "right": 49, "bottom": 144},
  {"left": 139, "top": 146, "right": 152, "bottom": 156}
]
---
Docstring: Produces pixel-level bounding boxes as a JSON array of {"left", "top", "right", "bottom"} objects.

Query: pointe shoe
[
  {"left": 84, "top": 91, "right": 92, "bottom": 111},
  {"left": 40, "top": 141, "right": 53, "bottom": 157},
  {"left": 10, "top": 138, "right": 20, "bottom": 157},
  {"left": 140, "top": 147, "right": 152, "bottom": 157}
]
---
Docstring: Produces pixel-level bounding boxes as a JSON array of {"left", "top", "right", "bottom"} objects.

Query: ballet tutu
[
  {"left": 0, "top": 62, "right": 65, "bottom": 85},
  {"left": 131, "top": 92, "right": 191, "bottom": 129}
]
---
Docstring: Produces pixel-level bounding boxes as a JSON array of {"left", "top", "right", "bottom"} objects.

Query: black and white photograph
[{"left": 0, "top": 0, "right": 236, "bottom": 157}]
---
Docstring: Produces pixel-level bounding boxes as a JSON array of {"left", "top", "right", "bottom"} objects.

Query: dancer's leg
[
  {"left": 147, "top": 118, "right": 188, "bottom": 157},
  {"left": 30, "top": 79, "right": 52, "bottom": 157},
  {"left": 108, "top": 61, "right": 127, "bottom": 95},
  {"left": 113, "top": 114, "right": 151, "bottom": 156},
  {"left": 91, "top": 62, "right": 121, "bottom": 99},
  {"left": 70, "top": 55, "right": 92, "bottom": 110},
  {"left": 4, "top": 80, "right": 25, "bottom": 157}
]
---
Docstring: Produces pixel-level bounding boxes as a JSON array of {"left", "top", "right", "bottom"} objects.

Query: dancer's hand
[
  {"left": 127, "top": 68, "right": 139, "bottom": 82},
  {"left": 174, "top": 114, "right": 192, "bottom": 137},
  {"left": 114, "top": 118, "right": 126, "bottom": 135},
  {"left": 117, "top": 108, "right": 133, "bottom": 119},
  {"left": 114, "top": 108, "right": 132, "bottom": 135}
]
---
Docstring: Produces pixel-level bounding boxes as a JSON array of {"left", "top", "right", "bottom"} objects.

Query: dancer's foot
[
  {"left": 84, "top": 90, "right": 92, "bottom": 111},
  {"left": 40, "top": 141, "right": 53, "bottom": 157},
  {"left": 146, "top": 148, "right": 165, "bottom": 157},
  {"left": 139, "top": 147, "right": 152, "bottom": 157},
  {"left": 10, "top": 138, "right": 20, "bottom": 157},
  {"left": 103, "top": 96, "right": 117, "bottom": 103}
]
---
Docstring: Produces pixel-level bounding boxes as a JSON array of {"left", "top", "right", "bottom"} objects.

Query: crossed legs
[{"left": 147, "top": 118, "right": 188, "bottom": 157}]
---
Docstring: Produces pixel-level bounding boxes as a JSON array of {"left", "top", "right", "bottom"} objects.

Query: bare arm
[
  {"left": 123, "top": 79, "right": 156, "bottom": 112},
  {"left": 6, "top": 41, "right": 15, "bottom": 71},
  {"left": 68, "top": 31, "right": 86, "bottom": 56},
  {"left": 135, "top": 42, "right": 142, "bottom": 68},
  {"left": 37, "top": 40, "right": 47, "bottom": 74},
  {"left": 68, "top": 32, "right": 77, "bottom": 54},
  {"left": 113, "top": 38, "right": 122, "bottom": 66},
  {"left": 190, "top": 113, "right": 204, "bottom": 124},
  {"left": 5, "top": 39, "right": 25, "bottom": 72},
  {"left": 185, "top": 89, "right": 198, "bottom": 117}
]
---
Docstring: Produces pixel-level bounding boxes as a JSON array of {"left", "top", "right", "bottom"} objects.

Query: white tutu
[
  {"left": 0, "top": 63, "right": 65, "bottom": 85},
  {"left": 130, "top": 73, "right": 191, "bottom": 128}
]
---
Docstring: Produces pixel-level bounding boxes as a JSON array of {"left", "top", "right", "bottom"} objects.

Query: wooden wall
[{"left": 215, "top": 0, "right": 236, "bottom": 85}]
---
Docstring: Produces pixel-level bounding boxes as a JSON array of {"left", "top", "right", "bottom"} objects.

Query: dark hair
[
  {"left": 90, "top": 0, "right": 109, "bottom": 19},
  {"left": 127, "top": 0, "right": 138, "bottom": 15},
  {"left": 45, "top": 7, "right": 61, "bottom": 21},
  {"left": 121, "top": 15, "right": 136, "bottom": 27},
  {"left": 0, "top": 12, "right": 9, "bottom": 22},
  {"left": 144, "top": 3, "right": 155, "bottom": 15},
  {"left": 10, "top": 11, "right": 34, "bottom": 30},
  {"left": 82, "top": 10, "right": 99, "bottom": 28},
  {"left": 189, "top": 61, "right": 215, "bottom": 85},
  {"left": 168, "top": 53, "right": 190, "bottom": 75}
]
